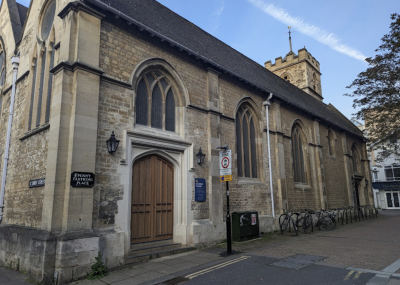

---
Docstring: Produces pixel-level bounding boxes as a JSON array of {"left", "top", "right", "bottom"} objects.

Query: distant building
[{"left": 352, "top": 118, "right": 400, "bottom": 209}]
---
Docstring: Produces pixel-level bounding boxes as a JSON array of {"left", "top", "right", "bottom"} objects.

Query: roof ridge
[{"left": 152, "top": 0, "right": 267, "bottom": 71}]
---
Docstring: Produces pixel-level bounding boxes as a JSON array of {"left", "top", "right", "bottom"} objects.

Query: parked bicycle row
[{"left": 279, "top": 205, "right": 379, "bottom": 236}]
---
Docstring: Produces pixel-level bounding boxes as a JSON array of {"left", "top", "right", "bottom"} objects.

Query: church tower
[{"left": 265, "top": 27, "right": 323, "bottom": 101}]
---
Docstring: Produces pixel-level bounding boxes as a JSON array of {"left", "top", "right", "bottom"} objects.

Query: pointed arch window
[
  {"left": 352, "top": 145, "right": 359, "bottom": 173},
  {"left": 236, "top": 106, "right": 258, "bottom": 178},
  {"left": 27, "top": 0, "right": 56, "bottom": 131},
  {"left": 292, "top": 126, "right": 306, "bottom": 183},
  {"left": 328, "top": 130, "right": 334, "bottom": 156},
  {"left": 135, "top": 71, "right": 176, "bottom": 132}
]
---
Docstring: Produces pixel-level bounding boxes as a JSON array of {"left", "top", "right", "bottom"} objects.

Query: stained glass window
[
  {"left": 236, "top": 106, "right": 258, "bottom": 178},
  {"left": 41, "top": 1, "right": 56, "bottom": 40},
  {"left": 136, "top": 72, "right": 176, "bottom": 132},
  {"left": 165, "top": 89, "right": 175, "bottom": 132},
  {"left": 151, "top": 84, "right": 162, "bottom": 129},
  {"left": 36, "top": 48, "right": 47, "bottom": 127},
  {"left": 136, "top": 79, "right": 148, "bottom": 125},
  {"left": 292, "top": 126, "right": 306, "bottom": 183},
  {"left": 28, "top": 58, "right": 38, "bottom": 130}
]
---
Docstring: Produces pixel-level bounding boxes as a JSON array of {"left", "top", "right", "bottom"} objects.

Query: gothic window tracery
[
  {"left": 27, "top": 0, "right": 56, "bottom": 131},
  {"left": 328, "top": 130, "right": 334, "bottom": 156},
  {"left": 135, "top": 71, "right": 176, "bottom": 132},
  {"left": 292, "top": 125, "right": 307, "bottom": 183},
  {"left": 236, "top": 105, "right": 258, "bottom": 178},
  {"left": 352, "top": 145, "right": 360, "bottom": 173}
]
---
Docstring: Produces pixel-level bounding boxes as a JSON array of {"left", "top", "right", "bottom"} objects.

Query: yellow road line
[
  {"left": 344, "top": 270, "right": 354, "bottom": 280},
  {"left": 354, "top": 271, "right": 363, "bottom": 279},
  {"left": 186, "top": 256, "right": 251, "bottom": 279}
]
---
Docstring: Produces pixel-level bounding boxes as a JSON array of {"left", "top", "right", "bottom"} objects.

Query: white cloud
[
  {"left": 211, "top": 0, "right": 225, "bottom": 33},
  {"left": 246, "top": 0, "right": 367, "bottom": 62}
]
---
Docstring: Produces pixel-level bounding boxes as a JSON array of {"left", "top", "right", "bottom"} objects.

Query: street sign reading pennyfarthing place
[
  {"left": 219, "top": 149, "right": 232, "bottom": 176},
  {"left": 70, "top": 172, "right": 95, "bottom": 188}
]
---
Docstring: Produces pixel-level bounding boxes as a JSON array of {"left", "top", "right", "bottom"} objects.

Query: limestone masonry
[{"left": 0, "top": 0, "right": 372, "bottom": 283}]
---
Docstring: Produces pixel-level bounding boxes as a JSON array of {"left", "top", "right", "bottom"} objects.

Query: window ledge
[
  {"left": 238, "top": 177, "right": 264, "bottom": 185},
  {"left": 294, "top": 183, "right": 311, "bottom": 190},
  {"left": 20, "top": 123, "right": 50, "bottom": 141}
]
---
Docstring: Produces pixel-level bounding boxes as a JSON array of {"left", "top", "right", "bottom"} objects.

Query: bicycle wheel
[
  {"left": 279, "top": 214, "right": 289, "bottom": 233},
  {"left": 297, "top": 214, "right": 313, "bottom": 234},
  {"left": 319, "top": 217, "right": 334, "bottom": 231}
]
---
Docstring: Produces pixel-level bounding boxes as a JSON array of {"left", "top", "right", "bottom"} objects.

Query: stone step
[
  {"left": 130, "top": 239, "right": 175, "bottom": 250},
  {"left": 125, "top": 246, "right": 195, "bottom": 265},
  {"left": 130, "top": 242, "right": 182, "bottom": 256}
]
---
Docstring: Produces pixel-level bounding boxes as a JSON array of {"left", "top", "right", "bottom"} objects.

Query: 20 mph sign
[{"left": 219, "top": 150, "right": 232, "bottom": 181}]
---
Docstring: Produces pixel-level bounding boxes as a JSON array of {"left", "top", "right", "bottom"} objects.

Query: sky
[{"left": 16, "top": 0, "right": 398, "bottom": 120}]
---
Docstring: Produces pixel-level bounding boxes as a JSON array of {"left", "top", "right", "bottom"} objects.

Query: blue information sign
[{"left": 195, "top": 178, "right": 206, "bottom": 202}]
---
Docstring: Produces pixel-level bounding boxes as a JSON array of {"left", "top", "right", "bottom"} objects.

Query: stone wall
[
  {"left": 0, "top": 76, "right": 48, "bottom": 228},
  {"left": 96, "top": 18, "right": 273, "bottom": 235}
]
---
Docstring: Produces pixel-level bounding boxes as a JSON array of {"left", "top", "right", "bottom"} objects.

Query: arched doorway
[{"left": 131, "top": 155, "right": 174, "bottom": 244}]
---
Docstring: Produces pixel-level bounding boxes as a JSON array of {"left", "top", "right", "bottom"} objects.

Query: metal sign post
[{"left": 218, "top": 146, "right": 232, "bottom": 255}]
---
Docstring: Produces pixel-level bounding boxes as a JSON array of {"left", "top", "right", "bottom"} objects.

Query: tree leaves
[{"left": 345, "top": 13, "right": 400, "bottom": 163}]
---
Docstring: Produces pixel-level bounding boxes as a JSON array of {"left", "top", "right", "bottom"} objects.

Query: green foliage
[
  {"left": 87, "top": 252, "right": 107, "bottom": 280},
  {"left": 345, "top": 13, "right": 400, "bottom": 163}
]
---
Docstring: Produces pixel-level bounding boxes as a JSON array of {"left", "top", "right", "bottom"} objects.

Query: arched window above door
[
  {"left": 236, "top": 105, "right": 258, "bottom": 178},
  {"left": 135, "top": 71, "right": 176, "bottom": 132}
]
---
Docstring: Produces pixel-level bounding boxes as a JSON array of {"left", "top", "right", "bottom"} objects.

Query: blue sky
[{"left": 17, "top": 0, "right": 397, "bottom": 119}]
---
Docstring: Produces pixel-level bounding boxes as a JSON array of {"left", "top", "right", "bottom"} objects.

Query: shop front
[{"left": 372, "top": 181, "right": 400, "bottom": 209}]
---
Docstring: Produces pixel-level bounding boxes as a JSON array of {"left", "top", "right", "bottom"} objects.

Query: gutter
[
  {"left": 0, "top": 55, "right": 19, "bottom": 223},
  {"left": 83, "top": 0, "right": 274, "bottom": 95},
  {"left": 83, "top": 0, "right": 364, "bottom": 139}
]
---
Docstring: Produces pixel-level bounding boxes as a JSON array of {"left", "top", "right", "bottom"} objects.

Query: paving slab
[
  {"left": 101, "top": 272, "right": 131, "bottom": 284},
  {"left": 119, "top": 266, "right": 150, "bottom": 277},
  {"left": 0, "top": 267, "right": 31, "bottom": 285}
]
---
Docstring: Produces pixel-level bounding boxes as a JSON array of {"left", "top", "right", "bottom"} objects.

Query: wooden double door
[{"left": 131, "top": 155, "right": 174, "bottom": 244}]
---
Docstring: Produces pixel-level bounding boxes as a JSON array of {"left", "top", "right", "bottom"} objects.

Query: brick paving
[{"left": 251, "top": 210, "right": 400, "bottom": 271}]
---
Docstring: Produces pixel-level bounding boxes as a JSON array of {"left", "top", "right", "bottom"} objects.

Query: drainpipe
[
  {"left": 263, "top": 93, "right": 275, "bottom": 218},
  {"left": 0, "top": 55, "right": 19, "bottom": 223}
]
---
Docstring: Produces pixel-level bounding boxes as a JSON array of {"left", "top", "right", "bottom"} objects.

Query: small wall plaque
[
  {"left": 29, "top": 178, "right": 45, "bottom": 188},
  {"left": 195, "top": 178, "right": 206, "bottom": 202},
  {"left": 70, "top": 172, "right": 95, "bottom": 188}
]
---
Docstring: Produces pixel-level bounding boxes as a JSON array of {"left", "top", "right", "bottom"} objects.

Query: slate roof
[
  {"left": 87, "top": 0, "right": 363, "bottom": 138},
  {"left": 6, "top": 0, "right": 27, "bottom": 44},
  {"left": 16, "top": 2, "right": 28, "bottom": 28}
]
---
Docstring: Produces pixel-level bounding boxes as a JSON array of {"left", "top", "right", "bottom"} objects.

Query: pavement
[{"left": 2, "top": 210, "right": 400, "bottom": 285}]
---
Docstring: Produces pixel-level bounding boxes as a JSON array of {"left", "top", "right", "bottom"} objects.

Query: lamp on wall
[
  {"left": 106, "top": 131, "right": 120, "bottom": 154},
  {"left": 196, "top": 148, "right": 206, "bottom": 165}
]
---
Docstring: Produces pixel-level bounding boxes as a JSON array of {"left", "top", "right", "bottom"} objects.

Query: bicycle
[
  {"left": 305, "top": 209, "right": 334, "bottom": 231},
  {"left": 279, "top": 209, "right": 299, "bottom": 236}
]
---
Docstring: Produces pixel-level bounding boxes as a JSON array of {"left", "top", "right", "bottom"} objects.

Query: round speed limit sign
[{"left": 221, "top": 157, "right": 230, "bottom": 168}]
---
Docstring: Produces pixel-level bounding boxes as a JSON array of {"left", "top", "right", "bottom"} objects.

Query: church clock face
[{"left": 40, "top": 0, "right": 56, "bottom": 40}]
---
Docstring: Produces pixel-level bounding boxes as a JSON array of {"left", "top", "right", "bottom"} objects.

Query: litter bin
[{"left": 232, "top": 211, "right": 259, "bottom": 242}]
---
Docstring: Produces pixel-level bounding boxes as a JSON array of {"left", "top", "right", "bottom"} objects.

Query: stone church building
[{"left": 0, "top": 0, "right": 372, "bottom": 282}]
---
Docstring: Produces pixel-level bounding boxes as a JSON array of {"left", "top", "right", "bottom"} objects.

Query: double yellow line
[
  {"left": 186, "top": 255, "right": 251, "bottom": 280},
  {"left": 344, "top": 270, "right": 363, "bottom": 280}
]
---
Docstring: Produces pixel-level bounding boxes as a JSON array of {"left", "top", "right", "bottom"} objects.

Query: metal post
[{"left": 226, "top": 181, "right": 232, "bottom": 255}]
